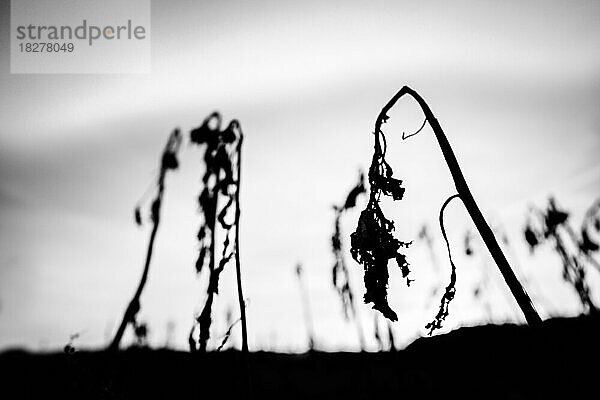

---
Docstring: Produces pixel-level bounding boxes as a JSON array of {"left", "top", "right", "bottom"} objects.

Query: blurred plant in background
[
  {"left": 295, "top": 263, "right": 316, "bottom": 351},
  {"left": 331, "top": 171, "right": 367, "bottom": 349},
  {"left": 524, "top": 197, "right": 600, "bottom": 313},
  {"left": 189, "top": 112, "right": 248, "bottom": 353},
  {"left": 109, "top": 129, "right": 182, "bottom": 351}
]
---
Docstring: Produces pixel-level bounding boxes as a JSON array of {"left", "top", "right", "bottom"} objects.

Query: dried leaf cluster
[{"left": 350, "top": 127, "right": 412, "bottom": 322}]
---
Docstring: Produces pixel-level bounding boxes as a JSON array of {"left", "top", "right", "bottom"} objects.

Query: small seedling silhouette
[
  {"left": 418, "top": 224, "right": 441, "bottom": 273},
  {"left": 373, "top": 313, "right": 383, "bottom": 351},
  {"left": 164, "top": 320, "right": 175, "bottom": 349},
  {"left": 109, "top": 129, "right": 182, "bottom": 351},
  {"left": 331, "top": 171, "right": 366, "bottom": 349},
  {"left": 188, "top": 318, "right": 198, "bottom": 352},
  {"left": 524, "top": 197, "right": 599, "bottom": 313},
  {"left": 190, "top": 112, "right": 248, "bottom": 353},
  {"left": 295, "top": 263, "right": 315, "bottom": 351},
  {"left": 352, "top": 86, "right": 541, "bottom": 334},
  {"left": 387, "top": 321, "right": 396, "bottom": 352},
  {"left": 133, "top": 321, "right": 149, "bottom": 347},
  {"left": 64, "top": 333, "right": 80, "bottom": 354}
]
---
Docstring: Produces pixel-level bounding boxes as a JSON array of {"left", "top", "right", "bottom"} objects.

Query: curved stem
[
  {"left": 426, "top": 194, "right": 460, "bottom": 334},
  {"left": 376, "top": 86, "right": 541, "bottom": 326},
  {"left": 439, "top": 194, "right": 461, "bottom": 276}
]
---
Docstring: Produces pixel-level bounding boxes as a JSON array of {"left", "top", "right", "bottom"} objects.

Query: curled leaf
[{"left": 375, "top": 175, "right": 405, "bottom": 201}]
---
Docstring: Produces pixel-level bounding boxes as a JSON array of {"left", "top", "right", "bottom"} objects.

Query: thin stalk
[
  {"left": 199, "top": 178, "right": 219, "bottom": 353},
  {"left": 234, "top": 134, "right": 249, "bottom": 353},
  {"left": 108, "top": 165, "right": 166, "bottom": 351},
  {"left": 351, "top": 285, "right": 366, "bottom": 350},
  {"left": 377, "top": 86, "right": 541, "bottom": 325},
  {"left": 296, "top": 264, "right": 315, "bottom": 350}
]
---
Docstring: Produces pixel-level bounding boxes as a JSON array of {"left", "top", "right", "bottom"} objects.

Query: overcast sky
[{"left": 0, "top": 0, "right": 599, "bottom": 352}]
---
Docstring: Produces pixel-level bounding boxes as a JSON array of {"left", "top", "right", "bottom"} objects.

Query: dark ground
[{"left": 1, "top": 315, "right": 598, "bottom": 399}]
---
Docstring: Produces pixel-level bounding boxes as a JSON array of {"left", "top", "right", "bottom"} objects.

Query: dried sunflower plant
[
  {"left": 351, "top": 86, "right": 541, "bottom": 335},
  {"left": 189, "top": 112, "right": 248, "bottom": 353},
  {"left": 109, "top": 128, "right": 182, "bottom": 351}
]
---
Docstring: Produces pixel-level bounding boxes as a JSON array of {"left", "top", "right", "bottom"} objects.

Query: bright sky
[{"left": 0, "top": 0, "right": 599, "bottom": 352}]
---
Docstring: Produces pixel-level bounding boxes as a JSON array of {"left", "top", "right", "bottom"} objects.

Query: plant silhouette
[
  {"left": 349, "top": 123, "right": 412, "bottom": 322},
  {"left": 524, "top": 197, "right": 599, "bottom": 313},
  {"left": 295, "top": 263, "right": 315, "bottom": 350},
  {"left": 133, "top": 322, "right": 149, "bottom": 347},
  {"left": 108, "top": 129, "right": 182, "bottom": 351},
  {"left": 425, "top": 194, "right": 461, "bottom": 333},
  {"left": 331, "top": 171, "right": 366, "bottom": 349},
  {"left": 189, "top": 112, "right": 248, "bottom": 353},
  {"left": 418, "top": 224, "right": 440, "bottom": 273},
  {"left": 352, "top": 86, "right": 541, "bottom": 333},
  {"left": 64, "top": 333, "right": 80, "bottom": 354}
]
